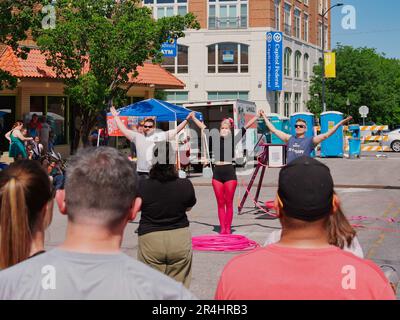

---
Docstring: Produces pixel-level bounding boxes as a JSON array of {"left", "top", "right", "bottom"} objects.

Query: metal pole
[
  {"left": 322, "top": 18, "right": 326, "bottom": 113},
  {"left": 320, "top": 4, "right": 345, "bottom": 113},
  {"left": 174, "top": 120, "right": 181, "bottom": 171}
]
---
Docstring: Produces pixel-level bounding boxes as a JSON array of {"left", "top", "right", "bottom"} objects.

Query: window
[
  {"left": 284, "top": 47, "right": 292, "bottom": 77},
  {"left": 157, "top": 6, "right": 174, "bottom": 18},
  {"left": 47, "top": 96, "right": 67, "bottom": 145},
  {"left": 294, "top": 93, "right": 301, "bottom": 113},
  {"left": 208, "top": 91, "right": 249, "bottom": 100},
  {"left": 208, "top": 0, "right": 248, "bottom": 29},
  {"left": 273, "top": 91, "right": 280, "bottom": 114},
  {"left": 304, "top": 0, "right": 309, "bottom": 5},
  {"left": 144, "top": 0, "right": 187, "bottom": 19},
  {"left": 294, "top": 9, "right": 301, "bottom": 39},
  {"left": 165, "top": 91, "right": 189, "bottom": 103},
  {"left": 284, "top": 3, "right": 291, "bottom": 36},
  {"left": 208, "top": 43, "right": 249, "bottom": 74},
  {"left": 325, "top": 27, "right": 328, "bottom": 49},
  {"left": 240, "top": 3, "right": 247, "bottom": 28},
  {"left": 303, "top": 53, "right": 309, "bottom": 80},
  {"left": 275, "top": 0, "right": 281, "bottom": 31},
  {"left": 318, "top": 0, "right": 323, "bottom": 15},
  {"left": 30, "top": 96, "right": 45, "bottom": 113},
  {"left": 29, "top": 96, "right": 68, "bottom": 145},
  {"left": 284, "top": 92, "right": 291, "bottom": 117},
  {"left": 162, "top": 45, "right": 188, "bottom": 74},
  {"left": 303, "top": 13, "right": 309, "bottom": 42},
  {"left": 178, "top": 4, "right": 187, "bottom": 16},
  {"left": 294, "top": 51, "right": 301, "bottom": 78}
]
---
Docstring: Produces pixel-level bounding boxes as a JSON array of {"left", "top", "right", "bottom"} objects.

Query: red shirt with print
[{"left": 215, "top": 245, "right": 395, "bottom": 300}]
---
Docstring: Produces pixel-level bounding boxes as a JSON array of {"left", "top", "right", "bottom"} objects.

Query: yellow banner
[{"left": 325, "top": 52, "right": 336, "bottom": 78}]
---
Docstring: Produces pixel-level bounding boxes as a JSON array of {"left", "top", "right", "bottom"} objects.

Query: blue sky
[{"left": 331, "top": 0, "right": 400, "bottom": 59}]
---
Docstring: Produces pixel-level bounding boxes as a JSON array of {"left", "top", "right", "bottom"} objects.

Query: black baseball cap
[{"left": 278, "top": 156, "right": 334, "bottom": 222}]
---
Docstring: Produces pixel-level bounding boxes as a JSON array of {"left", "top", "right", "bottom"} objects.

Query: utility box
[
  {"left": 348, "top": 124, "right": 361, "bottom": 158},
  {"left": 320, "top": 111, "right": 344, "bottom": 158}
]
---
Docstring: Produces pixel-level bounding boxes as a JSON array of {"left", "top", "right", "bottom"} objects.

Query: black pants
[
  {"left": 212, "top": 164, "right": 237, "bottom": 183},
  {"left": 137, "top": 171, "right": 149, "bottom": 181}
]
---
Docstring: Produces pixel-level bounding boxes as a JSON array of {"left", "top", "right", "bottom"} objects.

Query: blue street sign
[
  {"left": 161, "top": 38, "right": 177, "bottom": 57},
  {"left": 266, "top": 32, "right": 283, "bottom": 91}
]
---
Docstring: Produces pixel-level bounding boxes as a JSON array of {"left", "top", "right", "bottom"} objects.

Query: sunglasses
[
  {"left": 295, "top": 125, "right": 306, "bottom": 129},
  {"left": 143, "top": 125, "right": 153, "bottom": 129}
]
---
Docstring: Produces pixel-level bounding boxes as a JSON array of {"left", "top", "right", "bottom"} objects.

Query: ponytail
[
  {"left": 0, "top": 160, "right": 52, "bottom": 270},
  {"left": 0, "top": 178, "right": 31, "bottom": 270},
  {"left": 327, "top": 205, "right": 356, "bottom": 249}
]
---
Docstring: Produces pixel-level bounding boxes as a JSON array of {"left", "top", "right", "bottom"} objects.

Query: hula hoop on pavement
[{"left": 192, "top": 234, "right": 259, "bottom": 252}]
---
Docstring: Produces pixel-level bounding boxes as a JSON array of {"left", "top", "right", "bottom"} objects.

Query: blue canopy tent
[
  {"left": 0, "top": 110, "right": 12, "bottom": 118},
  {"left": 106, "top": 98, "right": 203, "bottom": 121}
]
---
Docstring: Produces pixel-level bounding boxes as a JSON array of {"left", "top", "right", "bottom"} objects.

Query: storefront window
[
  {"left": 27, "top": 96, "right": 68, "bottom": 145},
  {"left": 47, "top": 96, "right": 67, "bottom": 145},
  {"left": 30, "top": 96, "right": 45, "bottom": 113}
]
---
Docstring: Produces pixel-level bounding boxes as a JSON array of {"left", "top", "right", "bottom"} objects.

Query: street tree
[
  {"left": 0, "top": 0, "right": 41, "bottom": 90},
  {"left": 307, "top": 45, "right": 400, "bottom": 126}
]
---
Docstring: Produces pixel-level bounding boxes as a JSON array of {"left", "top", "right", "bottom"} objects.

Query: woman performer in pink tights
[
  {"left": 190, "top": 112, "right": 260, "bottom": 234},
  {"left": 209, "top": 113, "right": 260, "bottom": 234}
]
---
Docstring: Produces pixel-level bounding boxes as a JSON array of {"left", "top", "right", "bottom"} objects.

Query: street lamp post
[{"left": 321, "top": 3, "right": 344, "bottom": 113}]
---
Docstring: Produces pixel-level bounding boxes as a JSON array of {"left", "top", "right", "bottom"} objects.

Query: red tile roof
[
  {"left": 132, "top": 63, "right": 185, "bottom": 88},
  {"left": 0, "top": 46, "right": 185, "bottom": 89}
]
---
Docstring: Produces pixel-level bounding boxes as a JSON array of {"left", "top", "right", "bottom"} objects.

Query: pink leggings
[{"left": 212, "top": 179, "right": 238, "bottom": 234}]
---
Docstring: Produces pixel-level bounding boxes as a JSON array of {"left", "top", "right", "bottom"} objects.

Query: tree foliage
[
  {"left": 308, "top": 45, "right": 400, "bottom": 125},
  {"left": 0, "top": 0, "right": 41, "bottom": 90}
]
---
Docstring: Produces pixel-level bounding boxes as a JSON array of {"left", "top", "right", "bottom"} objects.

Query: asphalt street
[{"left": 45, "top": 152, "right": 400, "bottom": 299}]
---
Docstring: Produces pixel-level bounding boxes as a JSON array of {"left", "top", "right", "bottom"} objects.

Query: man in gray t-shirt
[
  {"left": 0, "top": 249, "right": 195, "bottom": 300},
  {"left": 0, "top": 147, "right": 196, "bottom": 300},
  {"left": 260, "top": 111, "right": 352, "bottom": 164}
]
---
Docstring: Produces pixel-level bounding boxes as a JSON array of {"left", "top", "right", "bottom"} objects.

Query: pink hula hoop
[{"left": 192, "top": 234, "right": 259, "bottom": 252}]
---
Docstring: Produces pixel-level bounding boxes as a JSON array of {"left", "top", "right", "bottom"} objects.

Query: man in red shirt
[{"left": 215, "top": 156, "right": 396, "bottom": 300}]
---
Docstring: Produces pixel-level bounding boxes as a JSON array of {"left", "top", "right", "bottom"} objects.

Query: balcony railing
[{"left": 208, "top": 17, "right": 247, "bottom": 30}]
